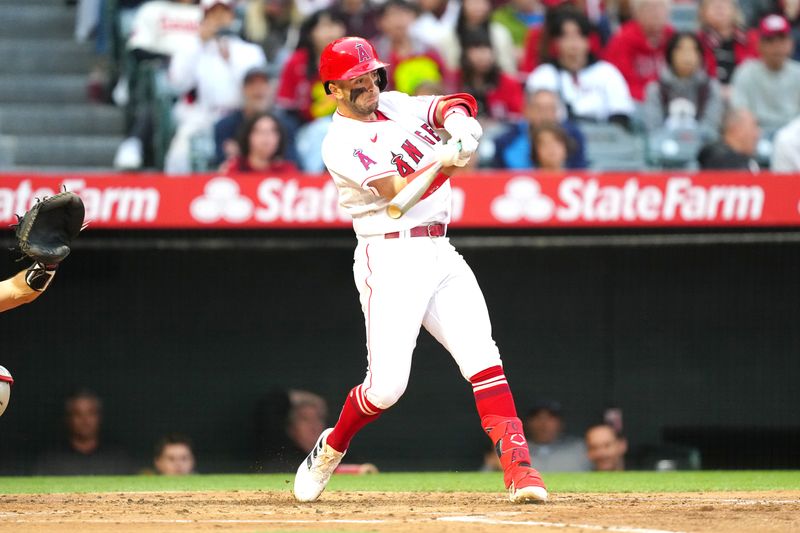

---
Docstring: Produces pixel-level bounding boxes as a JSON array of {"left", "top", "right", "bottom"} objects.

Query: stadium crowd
[{"left": 70, "top": 0, "right": 800, "bottom": 174}]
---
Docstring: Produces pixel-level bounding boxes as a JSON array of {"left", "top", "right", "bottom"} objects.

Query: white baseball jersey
[{"left": 322, "top": 91, "right": 451, "bottom": 237}]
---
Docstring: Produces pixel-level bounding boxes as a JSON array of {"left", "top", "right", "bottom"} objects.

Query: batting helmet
[{"left": 319, "top": 37, "right": 389, "bottom": 95}]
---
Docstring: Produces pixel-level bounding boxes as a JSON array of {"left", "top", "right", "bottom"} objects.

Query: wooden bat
[{"left": 386, "top": 142, "right": 461, "bottom": 219}]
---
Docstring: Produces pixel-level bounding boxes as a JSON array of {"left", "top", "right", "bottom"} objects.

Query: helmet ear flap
[
  {"left": 324, "top": 80, "right": 332, "bottom": 95},
  {"left": 377, "top": 68, "right": 388, "bottom": 92}
]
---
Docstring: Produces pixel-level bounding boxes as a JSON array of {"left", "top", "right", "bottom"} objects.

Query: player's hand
[
  {"left": 435, "top": 141, "right": 470, "bottom": 168},
  {"left": 443, "top": 113, "right": 483, "bottom": 144}
]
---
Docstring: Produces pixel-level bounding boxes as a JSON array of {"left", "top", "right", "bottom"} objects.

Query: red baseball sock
[
  {"left": 326, "top": 384, "right": 382, "bottom": 453},
  {"left": 469, "top": 365, "right": 517, "bottom": 419}
]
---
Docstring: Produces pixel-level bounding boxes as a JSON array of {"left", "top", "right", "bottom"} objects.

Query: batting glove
[
  {"left": 437, "top": 137, "right": 478, "bottom": 167},
  {"left": 443, "top": 112, "right": 483, "bottom": 149}
]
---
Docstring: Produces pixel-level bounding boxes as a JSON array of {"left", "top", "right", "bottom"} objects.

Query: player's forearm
[{"left": 0, "top": 270, "right": 41, "bottom": 313}]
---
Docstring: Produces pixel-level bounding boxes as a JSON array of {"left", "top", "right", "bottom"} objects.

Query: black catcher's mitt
[{"left": 14, "top": 191, "right": 85, "bottom": 266}]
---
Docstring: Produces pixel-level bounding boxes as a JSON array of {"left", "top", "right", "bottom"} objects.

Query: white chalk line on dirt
[{"left": 439, "top": 515, "right": 685, "bottom": 533}]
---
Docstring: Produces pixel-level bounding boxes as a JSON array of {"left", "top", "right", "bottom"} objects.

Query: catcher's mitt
[{"left": 14, "top": 191, "right": 85, "bottom": 266}]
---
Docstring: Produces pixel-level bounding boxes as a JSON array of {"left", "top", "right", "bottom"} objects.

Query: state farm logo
[
  {"left": 490, "top": 176, "right": 766, "bottom": 223},
  {"left": 491, "top": 177, "right": 555, "bottom": 222},
  {"left": 0, "top": 179, "right": 159, "bottom": 223},
  {"left": 189, "top": 176, "right": 350, "bottom": 224},
  {"left": 190, "top": 178, "right": 253, "bottom": 223}
]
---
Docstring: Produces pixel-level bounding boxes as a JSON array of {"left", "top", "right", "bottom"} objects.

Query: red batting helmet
[{"left": 319, "top": 37, "right": 389, "bottom": 95}]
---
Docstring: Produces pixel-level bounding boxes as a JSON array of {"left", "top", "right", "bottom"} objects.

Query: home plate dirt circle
[{"left": 1, "top": 490, "right": 799, "bottom": 532}]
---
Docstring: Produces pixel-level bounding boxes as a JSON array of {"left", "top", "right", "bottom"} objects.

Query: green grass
[{"left": 0, "top": 471, "right": 798, "bottom": 495}]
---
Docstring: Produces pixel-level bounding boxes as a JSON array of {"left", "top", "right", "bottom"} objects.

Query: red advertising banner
[{"left": 1, "top": 171, "right": 798, "bottom": 229}]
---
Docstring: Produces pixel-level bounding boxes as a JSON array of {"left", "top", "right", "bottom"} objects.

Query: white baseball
[{"left": 0, "top": 366, "right": 12, "bottom": 417}]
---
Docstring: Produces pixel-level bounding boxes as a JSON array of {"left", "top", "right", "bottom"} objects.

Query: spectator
[
  {"left": 585, "top": 423, "right": 627, "bottom": 471},
  {"left": 113, "top": 0, "right": 203, "bottom": 170},
  {"left": 494, "top": 89, "right": 587, "bottom": 168},
  {"left": 438, "top": 0, "right": 515, "bottom": 74},
  {"left": 410, "top": 0, "right": 461, "bottom": 56},
  {"left": 731, "top": 15, "right": 800, "bottom": 132},
  {"left": 604, "top": 0, "right": 675, "bottom": 101},
  {"left": 526, "top": 10, "right": 635, "bottom": 127},
  {"left": 373, "top": 0, "right": 449, "bottom": 94},
  {"left": 643, "top": 32, "right": 724, "bottom": 139},
  {"left": 243, "top": 0, "right": 302, "bottom": 67},
  {"left": 697, "top": 107, "right": 761, "bottom": 171},
  {"left": 220, "top": 111, "right": 297, "bottom": 172},
  {"left": 492, "top": 0, "right": 546, "bottom": 48},
  {"left": 697, "top": 0, "right": 758, "bottom": 88},
  {"left": 457, "top": 30, "right": 524, "bottom": 122},
  {"left": 153, "top": 434, "right": 196, "bottom": 475},
  {"left": 255, "top": 389, "right": 376, "bottom": 473},
  {"left": 530, "top": 123, "right": 573, "bottom": 170},
  {"left": 165, "top": 0, "right": 267, "bottom": 174},
  {"left": 519, "top": 3, "right": 606, "bottom": 76},
  {"left": 770, "top": 115, "right": 800, "bottom": 171},
  {"left": 524, "top": 401, "right": 591, "bottom": 472},
  {"left": 331, "top": 0, "right": 380, "bottom": 40},
  {"left": 213, "top": 66, "right": 274, "bottom": 166},
  {"left": 274, "top": 8, "right": 347, "bottom": 125},
  {"left": 36, "top": 389, "right": 134, "bottom": 475}
]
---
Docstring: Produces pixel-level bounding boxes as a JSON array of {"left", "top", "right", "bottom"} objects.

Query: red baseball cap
[{"left": 759, "top": 14, "right": 790, "bottom": 39}]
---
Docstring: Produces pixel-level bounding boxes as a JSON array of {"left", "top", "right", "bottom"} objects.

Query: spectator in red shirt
[
  {"left": 457, "top": 30, "right": 524, "bottom": 121},
  {"left": 373, "top": 0, "right": 450, "bottom": 94},
  {"left": 274, "top": 8, "right": 347, "bottom": 124},
  {"left": 697, "top": 0, "right": 758, "bottom": 88},
  {"left": 604, "top": 0, "right": 675, "bottom": 101},
  {"left": 220, "top": 111, "right": 297, "bottom": 173}
]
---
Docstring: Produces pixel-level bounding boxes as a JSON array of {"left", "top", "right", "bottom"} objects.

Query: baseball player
[{"left": 293, "top": 37, "right": 548, "bottom": 504}]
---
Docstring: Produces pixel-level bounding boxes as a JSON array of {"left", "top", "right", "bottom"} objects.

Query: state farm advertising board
[{"left": 1, "top": 171, "right": 798, "bottom": 228}]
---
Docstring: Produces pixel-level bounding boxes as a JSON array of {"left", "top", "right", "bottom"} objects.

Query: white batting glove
[
  {"left": 443, "top": 112, "right": 483, "bottom": 143},
  {"left": 436, "top": 138, "right": 477, "bottom": 167}
]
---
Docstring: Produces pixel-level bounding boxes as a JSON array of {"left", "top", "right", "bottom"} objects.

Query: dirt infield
[{"left": 1, "top": 490, "right": 799, "bottom": 532}]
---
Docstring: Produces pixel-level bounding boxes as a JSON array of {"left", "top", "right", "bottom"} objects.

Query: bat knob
[{"left": 386, "top": 205, "right": 403, "bottom": 219}]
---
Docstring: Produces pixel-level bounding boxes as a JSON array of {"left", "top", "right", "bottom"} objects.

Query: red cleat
[{"left": 482, "top": 415, "right": 548, "bottom": 503}]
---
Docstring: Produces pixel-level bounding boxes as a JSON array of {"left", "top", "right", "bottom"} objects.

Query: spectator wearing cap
[
  {"left": 113, "top": 0, "right": 203, "bottom": 170},
  {"left": 524, "top": 401, "right": 591, "bottom": 472},
  {"left": 642, "top": 32, "right": 724, "bottom": 139},
  {"left": 604, "top": 0, "right": 675, "bottom": 101},
  {"left": 213, "top": 66, "right": 274, "bottom": 166},
  {"left": 770, "top": 114, "right": 800, "bottom": 171},
  {"left": 526, "top": 9, "right": 635, "bottom": 128},
  {"left": 697, "top": 107, "right": 761, "bottom": 172},
  {"left": 697, "top": 0, "right": 758, "bottom": 88},
  {"left": 730, "top": 15, "right": 800, "bottom": 132},
  {"left": 165, "top": 0, "right": 267, "bottom": 174},
  {"left": 373, "top": 0, "right": 450, "bottom": 95},
  {"left": 585, "top": 424, "right": 627, "bottom": 471},
  {"left": 493, "top": 89, "right": 587, "bottom": 169}
]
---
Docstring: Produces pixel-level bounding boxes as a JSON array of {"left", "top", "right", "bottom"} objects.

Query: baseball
[{"left": 0, "top": 365, "right": 13, "bottom": 417}]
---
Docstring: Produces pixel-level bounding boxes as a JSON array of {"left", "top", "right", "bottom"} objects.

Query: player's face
[{"left": 334, "top": 71, "right": 381, "bottom": 118}]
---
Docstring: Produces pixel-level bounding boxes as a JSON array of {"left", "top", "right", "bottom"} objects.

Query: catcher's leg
[{"left": 422, "top": 240, "right": 547, "bottom": 503}]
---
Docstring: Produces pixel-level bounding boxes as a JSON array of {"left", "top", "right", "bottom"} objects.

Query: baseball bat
[{"left": 386, "top": 142, "right": 461, "bottom": 219}]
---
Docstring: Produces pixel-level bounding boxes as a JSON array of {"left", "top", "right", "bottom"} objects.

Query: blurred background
[{"left": 1, "top": 0, "right": 799, "bottom": 477}]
